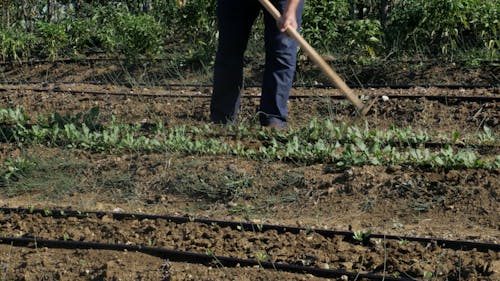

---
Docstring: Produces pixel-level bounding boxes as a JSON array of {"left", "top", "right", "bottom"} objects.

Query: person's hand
[{"left": 279, "top": 11, "right": 298, "bottom": 33}]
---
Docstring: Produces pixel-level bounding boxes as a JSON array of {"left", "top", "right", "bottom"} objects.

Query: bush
[
  {"left": 65, "top": 18, "right": 101, "bottom": 55},
  {"left": 340, "top": 19, "right": 383, "bottom": 59},
  {"left": 90, "top": 5, "right": 165, "bottom": 60},
  {"left": 112, "top": 13, "right": 165, "bottom": 59},
  {"left": 302, "top": 0, "right": 350, "bottom": 53},
  {"left": 35, "top": 21, "right": 69, "bottom": 60},
  {"left": 386, "top": 0, "right": 500, "bottom": 56},
  {"left": 0, "top": 28, "right": 36, "bottom": 62},
  {"left": 0, "top": 0, "right": 498, "bottom": 63},
  {"left": 176, "top": 0, "right": 217, "bottom": 65},
  {"left": 302, "top": 0, "right": 384, "bottom": 60}
]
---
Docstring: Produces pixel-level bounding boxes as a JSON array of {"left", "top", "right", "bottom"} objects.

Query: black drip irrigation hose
[
  {"left": 1, "top": 207, "right": 498, "bottom": 253},
  {"left": 1, "top": 86, "right": 499, "bottom": 102},
  {"left": 0, "top": 56, "right": 498, "bottom": 66},
  {"left": 0, "top": 236, "right": 413, "bottom": 281},
  {"left": 0, "top": 79, "right": 498, "bottom": 89}
]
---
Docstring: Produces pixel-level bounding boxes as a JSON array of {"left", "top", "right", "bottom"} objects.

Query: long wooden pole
[{"left": 258, "top": 0, "right": 373, "bottom": 115}]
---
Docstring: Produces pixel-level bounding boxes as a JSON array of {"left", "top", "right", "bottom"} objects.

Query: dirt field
[{"left": 0, "top": 62, "right": 499, "bottom": 280}]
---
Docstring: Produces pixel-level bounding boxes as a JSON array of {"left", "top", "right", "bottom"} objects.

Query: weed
[
  {"left": 255, "top": 252, "right": 270, "bottom": 267},
  {"left": 96, "top": 171, "right": 137, "bottom": 203},
  {"left": 275, "top": 172, "right": 306, "bottom": 190},
  {"left": 399, "top": 239, "right": 409, "bottom": 246},
  {"left": 0, "top": 151, "right": 88, "bottom": 198},
  {"left": 360, "top": 197, "right": 375, "bottom": 212},
  {"left": 171, "top": 170, "right": 253, "bottom": 203},
  {"left": 1, "top": 156, "right": 35, "bottom": 182},
  {"left": 353, "top": 230, "right": 372, "bottom": 245}
]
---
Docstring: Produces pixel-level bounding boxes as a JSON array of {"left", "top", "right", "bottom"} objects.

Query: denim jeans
[{"left": 210, "top": 0, "right": 304, "bottom": 126}]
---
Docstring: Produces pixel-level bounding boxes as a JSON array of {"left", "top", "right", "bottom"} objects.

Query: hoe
[{"left": 259, "top": 0, "right": 376, "bottom": 116}]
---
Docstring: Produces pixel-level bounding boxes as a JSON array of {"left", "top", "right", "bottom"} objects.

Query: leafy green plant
[
  {"left": 2, "top": 107, "right": 498, "bottom": 170},
  {"left": 341, "top": 19, "right": 383, "bottom": 59},
  {"left": 64, "top": 17, "right": 100, "bottom": 54},
  {"left": 92, "top": 5, "right": 164, "bottom": 61},
  {"left": 45, "top": 106, "right": 101, "bottom": 131},
  {"left": 0, "top": 107, "right": 29, "bottom": 124},
  {"left": 302, "top": 0, "right": 349, "bottom": 53},
  {"left": 1, "top": 156, "right": 36, "bottom": 182},
  {"left": 353, "top": 230, "right": 372, "bottom": 245},
  {"left": 386, "top": 0, "right": 500, "bottom": 56},
  {"left": 478, "top": 126, "right": 496, "bottom": 144},
  {"left": 35, "top": 21, "right": 69, "bottom": 60},
  {"left": 0, "top": 28, "right": 35, "bottom": 62}
]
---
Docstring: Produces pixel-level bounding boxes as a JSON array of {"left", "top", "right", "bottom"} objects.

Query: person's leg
[
  {"left": 259, "top": 0, "right": 304, "bottom": 127},
  {"left": 211, "top": 0, "right": 261, "bottom": 124}
]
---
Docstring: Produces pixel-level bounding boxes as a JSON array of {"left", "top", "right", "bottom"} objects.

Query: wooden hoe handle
[{"left": 258, "top": 0, "right": 369, "bottom": 113}]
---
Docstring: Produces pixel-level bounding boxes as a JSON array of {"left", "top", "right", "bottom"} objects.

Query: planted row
[{"left": 1, "top": 107, "right": 498, "bottom": 170}]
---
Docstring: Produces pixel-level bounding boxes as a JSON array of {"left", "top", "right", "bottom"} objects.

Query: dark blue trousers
[{"left": 211, "top": 0, "right": 304, "bottom": 126}]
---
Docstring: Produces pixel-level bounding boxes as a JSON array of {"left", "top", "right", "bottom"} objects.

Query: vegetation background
[{"left": 0, "top": 0, "right": 498, "bottom": 83}]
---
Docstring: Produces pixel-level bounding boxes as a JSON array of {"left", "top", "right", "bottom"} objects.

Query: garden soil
[{"left": 0, "top": 62, "right": 499, "bottom": 280}]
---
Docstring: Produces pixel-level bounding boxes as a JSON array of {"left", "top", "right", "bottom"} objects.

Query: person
[{"left": 210, "top": 0, "right": 304, "bottom": 129}]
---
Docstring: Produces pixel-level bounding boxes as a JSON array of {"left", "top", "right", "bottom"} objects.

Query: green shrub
[
  {"left": 92, "top": 5, "right": 165, "bottom": 60},
  {"left": 0, "top": 28, "right": 36, "bottom": 62},
  {"left": 35, "top": 21, "right": 69, "bottom": 60},
  {"left": 466, "top": 0, "right": 499, "bottom": 57},
  {"left": 1, "top": 0, "right": 498, "bottom": 63},
  {"left": 113, "top": 13, "right": 164, "bottom": 59},
  {"left": 340, "top": 19, "right": 383, "bottom": 58},
  {"left": 302, "top": 0, "right": 350, "bottom": 53},
  {"left": 302, "top": 1, "right": 384, "bottom": 60},
  {"left": 386, "top": 0, "right": 500, "bottom": 56},
  {"left": 177, "top": 0, "right": 217, "bottom": 65},
  {"left": 64, "top": 18, "right": 100, "bottom": 55}
]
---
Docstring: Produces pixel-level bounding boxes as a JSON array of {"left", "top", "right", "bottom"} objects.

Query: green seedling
[
  {"left": 353, "top": 230, "right": 372, "bottom": 245},
  {"left": 1, "top": 107, "right": 498, "bottom": 171}
]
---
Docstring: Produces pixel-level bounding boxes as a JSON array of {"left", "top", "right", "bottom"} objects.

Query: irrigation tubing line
[
  {"left": 0, "top": 56, "right": 498, "bottom": 66},
  {"left": 1, "top": 86, "right": 499, "bottom": 102},
  {"left": 0, "top": 236, "right": 413, "bottom": 281},
  {"left": 1, "top": 207, "right": 498, "bottom": 253},
  {"left": 0, "top": 80, "right": 498, "bottom": 89}
]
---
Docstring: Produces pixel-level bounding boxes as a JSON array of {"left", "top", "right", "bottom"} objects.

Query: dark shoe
[
  {"left": 262, "top": 121, "right": 286, "bottom": 131},
  {"left": 258, "top": 112, "right": 287, "bottom": 130}
]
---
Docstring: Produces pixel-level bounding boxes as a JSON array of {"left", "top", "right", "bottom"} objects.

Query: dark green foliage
[
  {"left": 35, "top": 21, "right": 70, "bottom": 59},
  {"left": 386, "top": 0, "right": 499, "bottom": 56},
  {"left": 44, "top": 107, "right": 102, "bottom": 131},
  {"left": 0, "top": 0, "right": 498, "bottom": 63},
  {"left": 64, "top": 18, "right": 100, "bottom": 54},
  {"left": 176, "top": 0, "right": 217, "bottom": 65},
  {"left": 302, "top": 0, "right": 350, "bottom": 51},
  {"left": 101, "top": 12, "right": 164, "bottom": 59},
  {"left": 340, "top": 19, "right": 383, "bottom": 58},
  {"left": 0, "top": 28, "right": 36, "bottom": 62}
]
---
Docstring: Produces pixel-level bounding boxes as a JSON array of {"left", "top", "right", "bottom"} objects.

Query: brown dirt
[
  {"left": 0, "top": 62, "right": 499, "bottom": 280},
  {"left": 0, "top": 211, "right": 498, "bottom": 280},
  {"left": 0, "top": 243, "right": 335, "bottom": 281}
]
